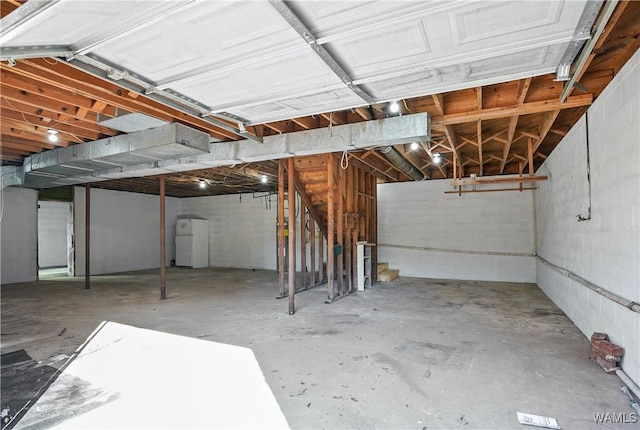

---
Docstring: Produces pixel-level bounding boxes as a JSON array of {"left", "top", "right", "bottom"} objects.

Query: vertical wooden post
[
  {"left": 370, "top": 173, "right": 378, "bottom": 283},
  {"left": 287, "top": 157, "right": 296, "bottom": 314},
  {"left": 278, "top": 159, "right": 285, "bottom": 297},
  {"left": 337, "top": 162, "right": 345, "bottom": 295},
  {"left": 345, "top": 165, "right": 353, "bottom": 292},
  {"left": 326, "top": 153, "right": 335, "bottom": 301},
  {"left": 160, "top": 175, "right": 166, "bottom": 300},
  {"left": 300, "top": 201, "right": 306, "bottom": 288},
  {"left": 527, "top": 137, "right": 534, "bottom": 175},
  {"left": 318, "top": 232, "right": 324, "bottom": 283},
  {"left": 310, "top": 217, "right": 316, "bottom": 286},
  {"left": 84, "top": 184, "right": 90, "bottom": 290}
]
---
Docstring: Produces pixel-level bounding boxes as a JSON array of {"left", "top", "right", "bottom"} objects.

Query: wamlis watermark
[{"left": 593, "top": 412, "right": 638, "bottom": 424}]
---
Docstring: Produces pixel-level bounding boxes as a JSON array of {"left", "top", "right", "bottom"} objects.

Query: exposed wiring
[
  {"left": 402, "top": 99, "right": 413, "bottom": 113},
  {"left": 329, "top": 112, "right": 333, "bottom": 137},
  {"left": 42, "top": 57, "right": 59, "bottom": 66},
  {"left": 577, "top": 110, "right": 592, "bottom": 222}
]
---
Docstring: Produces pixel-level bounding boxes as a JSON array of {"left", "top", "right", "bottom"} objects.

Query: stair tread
[{"left": 378, "top": 268, "right": 399, "bottom": 282}]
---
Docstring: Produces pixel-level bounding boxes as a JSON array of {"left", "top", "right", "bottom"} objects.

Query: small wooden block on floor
[{"left": 379, "top": 269, "right": 399, "bottom": 282}]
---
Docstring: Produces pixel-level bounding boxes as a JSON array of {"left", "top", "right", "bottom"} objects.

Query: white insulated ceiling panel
[
  {"left": 306, "top": 1, "right": 586, "bottom": 95},
  {"left": 1, "top": 1, "right": 192, "bottom": 50},
  {"left": 96, "top": 1, "right": 302, "bottom": 85},
  {"left": 1, "top": 0, "right": 593, "bottom": 126}
]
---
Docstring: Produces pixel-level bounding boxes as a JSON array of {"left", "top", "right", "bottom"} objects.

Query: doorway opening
[{"left": 37, "top": 200, "right": 74, "bottom": 279}]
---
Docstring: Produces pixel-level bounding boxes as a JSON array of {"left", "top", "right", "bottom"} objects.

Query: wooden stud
[
  {"left": 337, "top": 160, "right": 345, "bottom": 296},
  {"left": 327, "top": 153, "right": 335, "bottom": 301},
  {"left": 287, "top": 157, "right": 296, "bottom": 314},
  {"left": 318, "top": 231, "right": 324, "bottom": 283},
  {"left": 528, "top": 137, "right": 534, "bottom": 175},
  {"left": 278, "top": 159, "right": 285, "bottom": 297},
  {"left": 85, "top": 184, "right": 91, "bottom": 290},
  {"left": 310, "top": 216, "right": 316, "bottom": 286},
  {"left": 160, "top": 175, "right": 166, "bottom": 300},
  {"left": 370, "top": 173, "right": 378, "bottom": 283},
  {"left": 300, "top": 201, "right": 307, "bottom": 288}
]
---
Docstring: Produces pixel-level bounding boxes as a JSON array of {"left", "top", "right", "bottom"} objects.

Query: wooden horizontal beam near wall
[
  {"left": 450, "top": 175, "right": 547, "bottom": 187},
  {"left": 444, "top": 187, "right": 538, "bottom": 194}
]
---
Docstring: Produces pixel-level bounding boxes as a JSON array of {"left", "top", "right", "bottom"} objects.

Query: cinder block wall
[
  {"left": 536, "top": 49, "right": 640, "bottom": 385},
  {"left": 37, "top": 201, "right": 69, "bottom": 269},
  {"left": 74, "top": 187, "right": 181, "bottom": 276},
  {"left": 181, "top": 194, "right": 278, "bottom": 270},
  {"left": 377, "top": 179, "right": 536, "bottom": 282},
  {"left": 0, "top": 187, "right": 38, "bottom": 284}
]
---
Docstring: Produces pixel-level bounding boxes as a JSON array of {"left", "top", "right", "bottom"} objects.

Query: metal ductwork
[
  {"left": 378, "top": 146, "right": 424, "bottom": 181},
  {"left": 10, "top": 113, "right": 430, "bottom": 189}
]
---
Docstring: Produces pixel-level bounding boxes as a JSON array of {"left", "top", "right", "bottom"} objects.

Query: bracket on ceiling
[{"left": 269, "top": 0, "right": 375, "bottom": 105}]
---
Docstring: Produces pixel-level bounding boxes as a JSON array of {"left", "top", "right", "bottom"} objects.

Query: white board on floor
[{"left": 16, "top": 321, "right": 289, "bottom": 429}]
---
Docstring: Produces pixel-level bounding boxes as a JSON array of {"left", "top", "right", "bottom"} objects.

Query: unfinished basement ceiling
[
  {"left": 1, "top": 0, "right": 639, "bottom": 195},
  {"left": 2, "top": 0, "right": 592, "bottom": 125}
]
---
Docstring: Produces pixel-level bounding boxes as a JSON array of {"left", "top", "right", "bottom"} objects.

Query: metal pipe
[
  {"left": 378, "top": 146, "right": 425, "bottom": 181},
  {"left": 560, "top": 0, "right": 619, "bottom": 103},
  {"left": 160, "top": 175, "right": 166, "bottom": 300},
  {"left": 379, "top": 243, "right": 535, "bottom": 257},
  {"left": 617, "top": 369, "right": 640, "bottom": 405},
  {"left": 537, "top": 255, "right": 640, "bottom": 313},
  {"left": 84, "top": 184, "right": 90, "bottom": 289}
]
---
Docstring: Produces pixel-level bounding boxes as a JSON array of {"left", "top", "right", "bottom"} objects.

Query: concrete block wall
[
  {"left": 37, "top": 201, "right": 70, "bottom": 269},
  {"left": 0, "top": 187, "right": 38, "bottom": 284},
  {"left": 74, "top": 187, "right": 181, "bottom": 276},
  {"left": 181, "top": 193, "right": 278, "bottom": 270},
  {"left": 536, "top": 49, "right": 640, "bottom": 385},
  {"left": 377, "top": 178, "right": 536, "bottom": 283}
]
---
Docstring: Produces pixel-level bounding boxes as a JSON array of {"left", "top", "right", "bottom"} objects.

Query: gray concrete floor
[{"left": 1, "top": 268, "right": 634, "bottom": 429}]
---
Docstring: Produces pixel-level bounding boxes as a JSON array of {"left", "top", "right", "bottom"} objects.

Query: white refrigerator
[{"left": 175, "top": 219, "right": 209, "bottom": 268}]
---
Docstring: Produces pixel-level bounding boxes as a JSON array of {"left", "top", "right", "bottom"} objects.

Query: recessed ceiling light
[
  {"left": 47, "top": 129, "right": 59, "bottom": 143},
  {"left": 410, "top": 142, "right": 419, "bottom": 151}
]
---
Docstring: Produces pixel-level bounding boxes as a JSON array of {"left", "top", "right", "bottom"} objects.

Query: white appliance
[{"left": 175, "top": 219, "right": 209, "bottom": 268}]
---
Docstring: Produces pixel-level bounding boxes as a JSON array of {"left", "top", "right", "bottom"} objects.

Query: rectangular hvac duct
[{"left": 128, "top": 123, "right": 210, "bottom": 159}]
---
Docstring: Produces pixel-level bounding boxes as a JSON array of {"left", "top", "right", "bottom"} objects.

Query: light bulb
[
  {"left": 410, "top": 142, "right": 419, "bottom": 151},
  {"left": 389, "top": 101, "right": 400, "bottom": 113},
  {"left": 261, "top": 175, "right": 268, "bottom": 184},
  {"left": 199, "top": 179, "right": 207, "bottom": 189},
  {"left": 433, "top": 153, "right": 442, "bottom": 164},
  {"left": 47, "top": 129, "right": 59, "bottom": 142}
]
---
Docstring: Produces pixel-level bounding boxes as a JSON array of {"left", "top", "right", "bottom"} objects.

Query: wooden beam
[
  {"left": 287, "top": 157, "right": 296, "bottom": 315},
  {"left": 527, "top": 138, "right": 534, "bottom": 175},
  {"left": 159, "top": 175, "right": 166, "bottom": 300},
  {"left": 294, "top": 172, "right": 327, "bottom": 238},
  {"left": 278, "top": 159, "right": 285, "bottom": 297},
  {"left": 85, "top": 184, "right": 91, "bottom": 290},
  {"left": 300, "top": 201, "right": 307, "bottom": 288},
  {"left": 310, "top": 216, "right": 316, "bottom": 286},
  {"left": 431, "top": 94, "right": 445, "bottom": 116},
  {"left": 337, "top": 163, "right": 345, "bottom": 296},
  {"left": 433, "top": 94, "right": 592, "bottom": 125},
  {"left": 477, "top": 120, "right": 483, "bottom": 176},
  {"left": 517, "top": 77, "right": 532, "bottom": 104},
  {"left": 354, "top": 107, "right": 373, "bottom": 120},
  {"left": 326, "top": 153, "right": 335, "bottom": 301},
  {"left": 451, "top": 174, "right": 547, "bottom": 187},
  {"left": 500, "top": 115, "right": 519, "bottom": 174}
]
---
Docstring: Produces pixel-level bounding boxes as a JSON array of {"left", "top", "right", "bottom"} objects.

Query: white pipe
[
  {"left": 378, "top": 243, "right": 534, "bottom": 257},
  {"left": 617, "top": 369, "right": 640, "bottom": 403}
]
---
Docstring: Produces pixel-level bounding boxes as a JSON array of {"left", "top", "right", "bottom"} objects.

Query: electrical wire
[
  {"left": 402, "top": 99, "right": 413, "bottom": 113},
  {"left": 42, "top": 57, "right": 59, "bottom": 65}
]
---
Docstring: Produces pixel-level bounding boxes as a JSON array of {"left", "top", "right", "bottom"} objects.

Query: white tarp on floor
[{"left": 15, "top": 321, "right": 289, "bottom": 429}]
